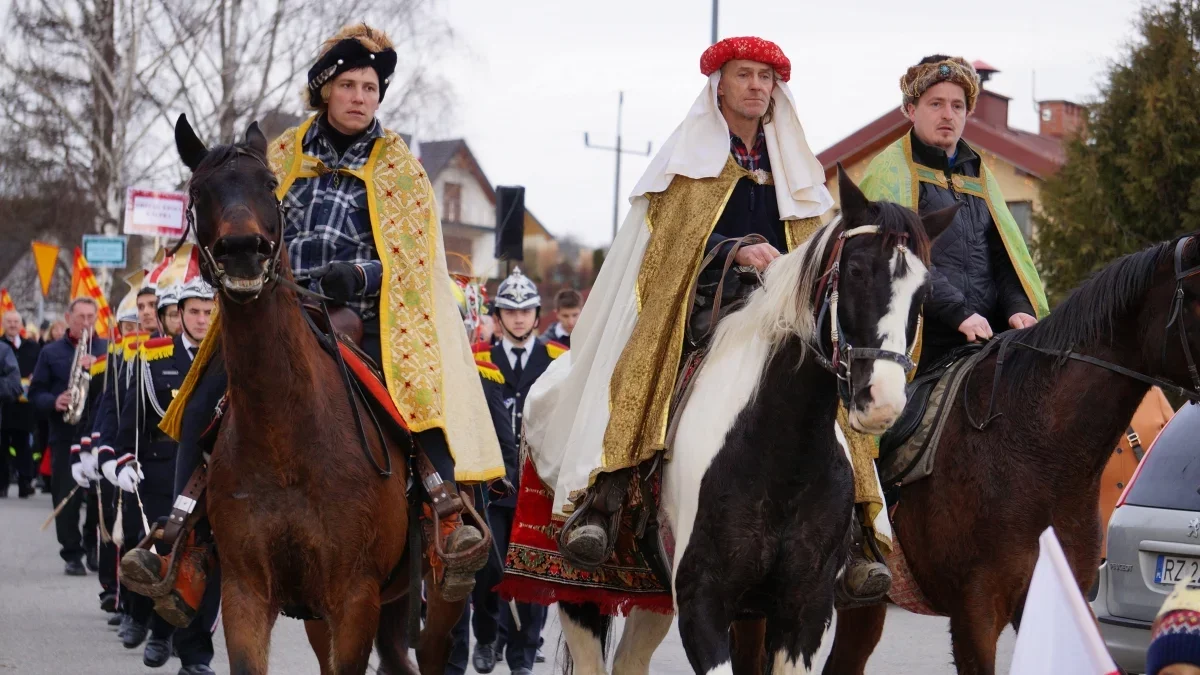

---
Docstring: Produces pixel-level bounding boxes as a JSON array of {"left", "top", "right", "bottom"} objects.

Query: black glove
[{"left": 315, "top": 262, "right": 364, "bottom": 303}]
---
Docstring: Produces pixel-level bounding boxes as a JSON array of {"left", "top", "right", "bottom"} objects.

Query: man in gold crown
[{"left": 128, "top": 23, "right": 503, "bottom": 613}]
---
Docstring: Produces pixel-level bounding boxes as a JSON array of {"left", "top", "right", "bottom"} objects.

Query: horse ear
[
  {"left": 245, "top": 121, "right": 267, "bottom": 156},
  {"left": 175, "top": 114, "right": 208, "bottom": 172},
  {"left": 920, "top": 203, "right": 962, "bottom": 241},
  {"left": 837, "top": 163, "right": 869, "bottom": 219}
]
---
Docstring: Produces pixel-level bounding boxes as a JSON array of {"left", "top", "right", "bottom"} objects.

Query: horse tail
[{"left": 374, "top": 594, "right": 415, "bottom": 674}]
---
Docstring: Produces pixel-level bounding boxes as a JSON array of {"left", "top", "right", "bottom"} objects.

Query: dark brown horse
[
  {"left": 822, "top": 234, "right": 1200, "bottom": 675},
  {"left": 174, "top": 116, "right": 464, "bottom": 675}
]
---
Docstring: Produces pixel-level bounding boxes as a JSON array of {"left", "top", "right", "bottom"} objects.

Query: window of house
[
  {"left": 444, "top": 182, "right": 462, "bottom": 223},
  {"left": 1007, "top": 201, "right": 1033, "bottom": 241}
]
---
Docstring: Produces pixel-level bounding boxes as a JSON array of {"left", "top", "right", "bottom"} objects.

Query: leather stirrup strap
[{"left": 162, "top": 465, "right": 207, "bottom": 549}]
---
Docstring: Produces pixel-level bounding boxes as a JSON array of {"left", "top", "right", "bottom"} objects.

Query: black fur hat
[{"left": 306, "top": 38, "right": 397, "bottom": 108}]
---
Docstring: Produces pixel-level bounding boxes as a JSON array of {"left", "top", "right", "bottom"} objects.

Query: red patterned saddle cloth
[
  {"left": 496, "top": 457, "right": 674, "bottom": 616},
  {"left": 336, "top": 341, "right": 410, "bottom": 433},
  {"left": 883, "top": 507, "right": 944, "bottom": 617}
]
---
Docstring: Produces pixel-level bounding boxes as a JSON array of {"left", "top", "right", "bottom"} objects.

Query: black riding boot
[
  {"left": 837, "top": 506, "right": 892, "bottom": 606},
  {"left": 558, "top": 468, "right": 632, "bottom": 570}
]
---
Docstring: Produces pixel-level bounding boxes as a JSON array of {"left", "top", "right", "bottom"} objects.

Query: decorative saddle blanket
[
  {"left": 877, "top": 345, "right": 985, "bottom": 487},
  {"left": 497, "top": 457, "right": 675, "bottom": 616}
]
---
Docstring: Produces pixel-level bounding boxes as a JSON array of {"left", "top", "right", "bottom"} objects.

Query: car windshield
[{"left": 1125, "top": 403, "right": 1200, "bottom": 511}]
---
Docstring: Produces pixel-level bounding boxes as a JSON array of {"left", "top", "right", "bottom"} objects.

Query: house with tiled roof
[{"left": 816, "top": 61, "right": 1085, "bottom": 239}]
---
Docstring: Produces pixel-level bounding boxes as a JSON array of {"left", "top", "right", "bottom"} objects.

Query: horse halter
[
  {"left": 1164, "top": 236, "right": 1200, "bottom": 396},
  {"left": 813, "top": 225, "right": 919, "bottom": 406}
]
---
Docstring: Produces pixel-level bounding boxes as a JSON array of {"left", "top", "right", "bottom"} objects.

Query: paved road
[{"left": 0, "top": 492, "right": 1013, "bottom": 674}]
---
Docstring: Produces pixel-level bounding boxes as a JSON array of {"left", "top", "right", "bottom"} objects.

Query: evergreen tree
[{"left": 1035, "top": 0, "right": 1200, "bottom": 304}]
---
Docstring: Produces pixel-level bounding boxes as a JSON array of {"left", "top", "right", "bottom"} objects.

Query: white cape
[{"left": 524, "top": 74, "right": 833, "bottom": 517}]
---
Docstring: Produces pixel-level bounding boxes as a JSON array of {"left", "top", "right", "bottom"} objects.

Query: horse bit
[{"left": 813, "top": 225, "right": 919, "bottom": 406}]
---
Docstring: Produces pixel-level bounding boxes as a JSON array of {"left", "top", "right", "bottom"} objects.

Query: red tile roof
[{"left": 816, "top": 105, "right": 1067, "bottom": 180}]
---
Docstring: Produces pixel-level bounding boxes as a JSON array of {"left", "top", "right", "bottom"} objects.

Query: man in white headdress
[{"left": 519, "top": 37, "right": 892, "bottom": 602}]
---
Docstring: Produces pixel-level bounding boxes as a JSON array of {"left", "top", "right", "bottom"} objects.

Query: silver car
[{"left": 1092, "top": 402, "right": 1199, "bottom": 674}]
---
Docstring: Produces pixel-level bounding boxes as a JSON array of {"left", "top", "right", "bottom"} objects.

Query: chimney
[
  {"left": 970, "top": 60, "right": 1010, "bottom": 129},
  {"left": 1038, "top": 100, "right": 1086, "bottom": 140}
]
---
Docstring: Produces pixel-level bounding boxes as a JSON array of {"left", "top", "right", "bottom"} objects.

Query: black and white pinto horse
[{"left": 557, "top": 169, "right": 950, "bottom": 675}]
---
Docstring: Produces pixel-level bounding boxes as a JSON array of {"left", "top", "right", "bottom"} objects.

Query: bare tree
[{"left": 140, "top": 0, "right": 458, "bottom": 148}]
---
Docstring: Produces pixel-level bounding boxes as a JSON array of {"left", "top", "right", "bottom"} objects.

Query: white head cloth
[{"left": 630, "top": 73, "right": 833, "bottom": 220}]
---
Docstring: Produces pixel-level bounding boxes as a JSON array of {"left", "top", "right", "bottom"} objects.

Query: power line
[{"left": 584, "top": 91, "right": 652, "bottom": 242}]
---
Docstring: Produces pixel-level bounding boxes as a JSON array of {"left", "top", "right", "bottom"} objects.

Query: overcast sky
[{"left": 437, "top": 0, "right": 1144, "bottom": 247}]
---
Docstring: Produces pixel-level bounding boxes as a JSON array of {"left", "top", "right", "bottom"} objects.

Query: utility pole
[
  {"left": 711, "top": 0, "right": 718, "bottom": 44},
  {"left": 585, "top": 91, "right": 652, "bottom": 241}
]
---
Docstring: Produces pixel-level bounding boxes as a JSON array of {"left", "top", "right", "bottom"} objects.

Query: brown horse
[
  {"left": 822, "top": 234, "right": 1200, "bottom": 675},
  {"left": 174, "top": 116, "right": 464, "bottom": 675}
]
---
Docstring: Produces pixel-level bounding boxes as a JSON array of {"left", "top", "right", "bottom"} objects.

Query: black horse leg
[{"left": 677, "top": 588, "right": 735, "bottom": 674}]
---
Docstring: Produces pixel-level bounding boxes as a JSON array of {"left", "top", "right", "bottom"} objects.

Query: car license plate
[{"left": 1155, "top": 555, "right": 1200, "bottom": 586}]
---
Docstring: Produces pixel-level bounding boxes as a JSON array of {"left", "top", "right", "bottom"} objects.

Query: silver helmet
[{"left": 493, "top": 267, "right": 541, "bottom": 311}]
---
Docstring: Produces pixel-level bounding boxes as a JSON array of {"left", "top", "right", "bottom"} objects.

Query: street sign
[
  {"left": 81, "top": 234, "right": 128, "bottom": 268},
  {"left": 123, "top": 187, "right": 187, "bottom": 237}
]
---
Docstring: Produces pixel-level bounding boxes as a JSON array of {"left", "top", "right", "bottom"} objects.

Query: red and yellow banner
[
  {"left": 0, "top": 288, "right": 14, "bottom": 315},
  {"left": 68, "top": 247, "right": 114, "bottom": 340}
]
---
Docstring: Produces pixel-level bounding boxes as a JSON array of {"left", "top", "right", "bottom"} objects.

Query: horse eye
[{"left": 848, "top": 264, "right": 865, "bottom": 279}]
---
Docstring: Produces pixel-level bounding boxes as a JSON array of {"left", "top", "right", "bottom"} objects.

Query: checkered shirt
[
  {"left": 283, "top": 118, "right": 386, "bottom": 319},
  {"left": 730, "top": 125, "right": 767, "bottom": 171}
]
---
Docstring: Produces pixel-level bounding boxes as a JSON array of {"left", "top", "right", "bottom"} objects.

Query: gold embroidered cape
[{"left": 601, "top": 157, "right": 820, "bottom": 476}]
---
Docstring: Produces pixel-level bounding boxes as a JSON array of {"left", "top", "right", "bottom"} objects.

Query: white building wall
[{"left": 432, "top": 165, "right": 495, "bottom": 227}]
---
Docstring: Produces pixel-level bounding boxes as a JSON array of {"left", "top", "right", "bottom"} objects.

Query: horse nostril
[{"left": 213, "top": 234, "right": 268, "bottom": 261}]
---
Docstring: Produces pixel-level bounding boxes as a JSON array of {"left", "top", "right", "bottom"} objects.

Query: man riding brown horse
[{"left": 123, "top": 22, "right": 504, "bottom": 620}]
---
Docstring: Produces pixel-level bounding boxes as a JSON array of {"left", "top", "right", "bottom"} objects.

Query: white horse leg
[
  {"left": 558, "top": 605, "right": 608, "bottom": 675},
  {"left": 611, "top": 608, "right": 672, "bottom": 674}
]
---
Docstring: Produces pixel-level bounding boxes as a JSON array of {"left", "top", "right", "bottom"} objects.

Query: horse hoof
[
  {"left": 562, "top": 524, "right": 608, "bottom": 570},
  {"left": 120, "top": 549, "right": 166, "bottom": 596}
]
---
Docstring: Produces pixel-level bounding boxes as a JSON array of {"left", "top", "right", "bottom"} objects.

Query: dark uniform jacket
[
  {"left": 0, "top": 343, "right": 22, "bottom": 424},
  {"left": 115, "top": 335, "right": 191, "bottom": 506},
  {"left": 94, "top": 336, "right": 142, "bottom": 464},
  {"left": 29, "top": 333, "right": 109, "bottom": 447},
  {"left": 910, "top": 131, "right": 1034, "bottom": 359},
  {"left": 478, "top": 340, "right": 564, "bottom": 508},
  {"left": 1, "top": 336, "right": 41, "bottom": 432}
]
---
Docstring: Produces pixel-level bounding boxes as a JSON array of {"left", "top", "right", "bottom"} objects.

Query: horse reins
[
  {"left": 812, "top": 225, "right": 919, "bottom": 406},
  {"left": 967, "top": 236, "right": 1200, "bottom": 431}
]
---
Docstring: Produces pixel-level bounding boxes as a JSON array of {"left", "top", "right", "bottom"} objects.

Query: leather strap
[
  {"left": 684, "top": 234, "right": 767, "bottom": 345},
  {"left": 1125, "top": 425, "right": 1145, "bottom": 462},
  {"left": 416, "top": 451, "right": 462, "bottom": 519},
  {"left": 162, "top": 464, "right": 207, "bottom": 549}
]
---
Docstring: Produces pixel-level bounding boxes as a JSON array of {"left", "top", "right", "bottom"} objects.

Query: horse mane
[
  {"left": 705, "top": 198, "right": 931, "bottom": 369},
  {"left": 999, "top": 237, "right": 1179, "bottom": 390},
  {"left": 1015, "top": 239, "right": 1174, "bottom": 353}
]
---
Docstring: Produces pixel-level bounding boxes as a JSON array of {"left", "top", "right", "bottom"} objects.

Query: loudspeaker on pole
[{"left": 494, "top": 186, "right": 525, "bottom": 262}]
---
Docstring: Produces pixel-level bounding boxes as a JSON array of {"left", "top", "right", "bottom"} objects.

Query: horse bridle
[
  {"left": 812, "top": 225, "right": 919, "bottom": 406},
  {"left": 176, "top": 146, "right": 331, "bottom": 305}
]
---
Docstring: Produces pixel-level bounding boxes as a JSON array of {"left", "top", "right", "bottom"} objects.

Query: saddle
[{"left": 877, "top": 344, "right": 985, "bottom": 487}]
